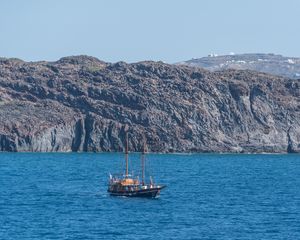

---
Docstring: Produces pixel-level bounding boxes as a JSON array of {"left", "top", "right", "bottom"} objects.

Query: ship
[{"left": 107, "top": 134, "right": 166, "bottom": 198}]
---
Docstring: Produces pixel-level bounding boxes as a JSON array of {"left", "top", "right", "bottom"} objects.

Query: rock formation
[{"left": 0, "top": 55, "right": 299, "bottom": 152}]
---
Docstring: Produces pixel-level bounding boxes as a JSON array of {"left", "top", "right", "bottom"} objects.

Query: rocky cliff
[
  {"left": 180, "top": 53, "right": 300, "bottom": 79},
  {"left": 0, "top": 55, "right": 299, "bottom": 152}
]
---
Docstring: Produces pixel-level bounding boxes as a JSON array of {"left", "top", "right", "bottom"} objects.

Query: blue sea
[{"left": 1, "top": 153, "right": 300, "bottom": 240}]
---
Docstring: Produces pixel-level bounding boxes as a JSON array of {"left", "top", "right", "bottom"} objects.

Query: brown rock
[{"left": 0, "top": 56, "right": 299, "bottom": 153}]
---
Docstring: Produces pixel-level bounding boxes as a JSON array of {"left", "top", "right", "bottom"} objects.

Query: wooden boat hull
[{"left": 108, "top": 186, "right": 165, "bottom": 198}]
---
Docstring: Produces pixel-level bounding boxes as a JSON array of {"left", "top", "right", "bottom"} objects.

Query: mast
[
  {"left": 125, "top": 132, "right": 129, "bottom": 177},
  {"left": 141, "top": 142, "right": 146, "bottom": 185}
]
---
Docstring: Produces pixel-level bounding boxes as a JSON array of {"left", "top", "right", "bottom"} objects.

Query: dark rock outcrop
[{"left": 0, "top": 55, "right": 299, "bottom": 152}]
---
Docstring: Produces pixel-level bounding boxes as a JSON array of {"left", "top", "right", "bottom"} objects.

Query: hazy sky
[{"left": 0, "top": 0, "right": 299, "bottom": 63}]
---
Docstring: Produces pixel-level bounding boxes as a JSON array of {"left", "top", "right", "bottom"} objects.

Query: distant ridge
[{"left": 179, "top": 53, "right": 300, "bottom": 79}]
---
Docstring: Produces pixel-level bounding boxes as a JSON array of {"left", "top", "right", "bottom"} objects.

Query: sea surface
[{"left": 1, "top": 153, "right": 300, "bottom": 240}]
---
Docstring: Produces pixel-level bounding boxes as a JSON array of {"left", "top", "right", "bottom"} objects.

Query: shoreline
[{"left": 0, "top": 151, "right": 299, "bottom": 155}]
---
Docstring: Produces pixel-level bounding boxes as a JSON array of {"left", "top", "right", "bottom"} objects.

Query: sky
[{"left": 0, "top": 0, "right": 299, "bottom": 63}]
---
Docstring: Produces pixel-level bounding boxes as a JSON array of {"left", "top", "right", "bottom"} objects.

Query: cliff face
[
  {"left": 0, "top": 56, "right": 299, "bottom": 153},
  {"left": 181, "top": 53, "right": 300, "bottom": 79}
]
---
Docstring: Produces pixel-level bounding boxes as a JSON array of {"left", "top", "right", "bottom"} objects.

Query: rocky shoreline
[{"left": 0, "top": 56, "right": 299, "bottom": 153}]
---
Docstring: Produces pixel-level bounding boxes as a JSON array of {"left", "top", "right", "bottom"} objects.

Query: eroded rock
[{"left": 0, "top": 56, "right": 299, "bottom": 153}]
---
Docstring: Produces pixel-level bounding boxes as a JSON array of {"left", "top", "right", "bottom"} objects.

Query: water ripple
[{"left": 1, "top": 153, "right": 300, "bottom": 239}]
